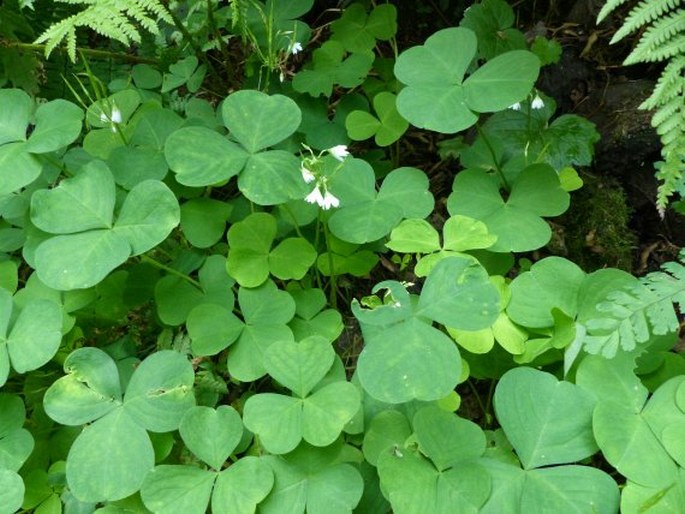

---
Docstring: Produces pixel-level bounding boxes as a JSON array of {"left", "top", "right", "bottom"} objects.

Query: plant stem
[
  {"left": 140, "top": 255, "right": 202, "bottom": 288},
  {"left": 466, "top": 379, "right": 492, "bottom": 427},
  {"left": 321, "top": 215, "right": 337, "bottom": 309},
  {"left": 1, "top": 40, "right": 159, "bottom": 64},
  {"left": 476, "top": 124, "right": 510, "bottom": 191}
]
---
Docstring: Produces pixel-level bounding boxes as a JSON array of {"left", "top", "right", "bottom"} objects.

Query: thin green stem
[
  {"left": 140, "top": 255, "right": 202, "bottom": 288},
  {"left": 466, "top": 379, "right": 492, "bottom": 427},
  {"left": 476, "top": 124, "right": 510, "bottom": 191},
  {"left": 281, "top": 204, "right": 305, "bottom": 239},
  {"left": 322, "top": 216, "right": 337, "bottom": 309},
  {"left": 1, "top": 40, "right": 159, "bottom": 64}
]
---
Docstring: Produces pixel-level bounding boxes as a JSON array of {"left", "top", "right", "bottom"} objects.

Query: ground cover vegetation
[{"left": 0, "top": 0, "right": 685, "bottom": 512}]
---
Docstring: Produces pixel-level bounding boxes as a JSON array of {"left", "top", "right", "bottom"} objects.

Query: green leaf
[
  {"left": 187, "top": 303, "right": 243, "bottom": 356},
  {"left": 123, "top": 350, "right": 196, "bottom": 432},
  {"left": 226, "top": 281, "right": 296, "bottom": 381},
  {"left": 107, "top": 146, "right": 168, "bottom": 190},
  {"left": 386, "top": 219, "right": 441, "bottom": 253},
  {"left": 238, "top": 151, "right": 307, "bottom": 205},
  {"left": 263, "top": 337, "right": 335, "bottom": 397},
  {"left": 0, "top": 394, "right": 34, "bottom": 472},
  {"left": 212, "top": 457, "right": 274, "bottom": 514},
  {"left": 346, "top": 92, "right": 408, "bottom": 146},
  {"left": 25, "top": 99, "right": 83, "bottom": 154},
  {"left": 293, "top": 41, "right": 374, "bottom": 98},
  {"left": 362, "top": 410, "right": 412, "bottom": 466},
  {"left": 377, "top": 447, "right": 491, "bottom": 514},
  {"left": 180, "top": 198, "right": 232, "bottom": 249},
  {"left": 179, "top": 405, "right": 243, "bottom": 469},
  {"left": 221, "top": 90, "right": 301, "bottom": 154},
  {"left": 0, "top": 142, "right": 42, "bottom": 195},
  {"left": 44, "top": 347, "right": 122, "bottom": 426},
  {"left": 417, "top": 256, "right": 500, "bottom": 330},
  {"left": 6, "top": 298, "right": 62, "bottom": 374},
  {"left": 260, "top": 444, "right": 364, "bottom": 514},
  {"left": 328, "top": 163, "right": 433, "bottom": 244},
  {"left": 226, "top": 212, "right": 276, "bottom": 287},
  {"left": 460, "top": 0, "right": 527, "bottom": 59},
  {"left": 494, "top": 367, "right": 598, "bottom": 469},
  {"left": 447, "top": 164, "right": 569, "bottom": 252},
  {"left": 463, "top": 51, "right": 540, "bottom": 112},
  {"left": 413, "top": 406, "right": 486, "bottom": 472},
  {"left": 357, "top": 317, "right": 461, "bottom": 403},
  {"left": 66, "top": 409, "right": 154, "bottom": 502},
  {"left": 113, "top": 180, "right": 180, "bottom": 255},
  {"left": 330, "top": 3, "right": 397, "bottom": 53},
  {"left": 0, "top": 89, "right": 30, "bottom": 145},
  {"left": 243, "top": 381, "right": 359, "bottom": 454},
  {"left": 164, "top": 127, "right": 248, "bottom": 187},
  {"left": 507, "top": 256, "right": 585, "bottom": 328},
  {"left": 34, "top": 230, "right": 130, "bottom": 290},
  {"left": 31, "top": 160, "right": 115, "bottom": 233},
  {"left": 141, "top": 466, "right": 214, "bottom": 514},
  {"left": 269, "top": 238, "right": 317, "bottom": 280},
  {"left": 0, "top": 469, "right": 24, "bottom": 514}
]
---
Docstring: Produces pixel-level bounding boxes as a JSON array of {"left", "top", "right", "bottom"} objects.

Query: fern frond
[
  {"left": 583, "top": 250, "right": 685, "bottom": 357},
  {"left": 612, "top": 0, "right": 681, "bottom": 42},
  {"left": 34, "top": 0, "right": 171, "bottom": 62},
  {"left": 598, "top": 0, "right": 631, "bottom": 23},
  {"left": 640, "top": 56, "right": 685, "bottom": 109},
  {"left": 625, "top": 11, "right": 685, "bottom": 63}
]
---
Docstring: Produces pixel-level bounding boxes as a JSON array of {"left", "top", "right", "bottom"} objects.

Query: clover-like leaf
[
  {"left": 43, "top": 347, "right": 122, "bottom": 426},
  {"left": 293, "top": 40, "right": 375, "bottom": 98},
  {"left": 226, "top": 281, "right": 296, "bottom": 382},
  {"left": 263, "top": 337, "right": 335, "bottom": 397},
  {"left": 447, "top": 163, "right": 569, "bottom": 252},
  {"left": 346, "top": 92, "right": 408, "bottom": 146},
  {"left": 66, "top": 409, "right": 155, "bottom": 502},
  {"left": 394, "top": 27, "right": 539, "bottom": 133},
  {"left": 227, "top": 212, "right": 316, "bottom": 287},
  {"left": 330, "top": 3, "right": 397, "bottom": 53},
  {"left": 0, "top": 394, "right": 34, "bottom": 472},
  {"left": 180, "top": 198, "right": 232, "bottom": 249},
  {"left": 123, "top": 350, "right": 196, "bottom": 432},
  {"left": 0, "top": 469, "right": 24, "bottom": 514},
  {"left": 179, "top": 406, "right": 243, "bottom": 470},
  {"left": 494, "top": 367, "right": 598, "bottom": 470},
  {"left": 212, "top": 457, "right": 274, "bottom": 514},
  {"left": 141, "top": 465, "right": 215, "bottom": 514},
  {"left": 328, "top": 161, "right": 433, "bottom": 244},
  {"left": 260, "top": 443, "right": 364, "bottom": 514}
]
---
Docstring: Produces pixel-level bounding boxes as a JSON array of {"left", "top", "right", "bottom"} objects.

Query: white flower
[
  {"left": 531, "top": 94, "right": 544, "bottom": 110},
  {"left": 100, "top": 105, "right": 122, "bottom": 124},
  {"left": 290, "top": 41, "right": 303, "bottom": 55},
  {"left": 328, "top": 144, "right": 349, "bottom": 161},
  {"left": 305, "top": 184, "right": 340, "bottom": 210},
  {"left": 300, "top": 165, "right": 316, "bottom": 183},
  {"left": 279, "top": 71, "right": 285, "bottom": 83},
  {"left": 321, "top": 190, "right": 340, "bottom": 209},
  {"left": 305, "top": 186, "right": 325, "bottom": 206},
  {"left": 509, "top": 102, "right": 521, "bottom": 111}
]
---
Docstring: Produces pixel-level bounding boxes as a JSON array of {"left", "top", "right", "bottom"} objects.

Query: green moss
[{"left": 552, "top": 173, "right": 636, "bottom": 271}]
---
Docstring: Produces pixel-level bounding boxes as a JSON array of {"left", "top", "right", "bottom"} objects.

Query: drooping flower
[
  {"left": 305, "top": 186, "right": 325, "bottom": 206},
  {"left": 508, "top": 102, "right": 522, "bottom": 111},
  {"left": 300, "top": 165, "right": 316, "bottom": 183},
  {"left": 321, "top": 190, "right": 340, "bottom": 209},
  {"left": 328, "top": 144, "right": 349, "bottom": 161},
  {"left": 531, "top": 93, "right": 544, "bottom": 110},
  {"left": 290, "top": 41, "right": 303, "bottom": 55}
]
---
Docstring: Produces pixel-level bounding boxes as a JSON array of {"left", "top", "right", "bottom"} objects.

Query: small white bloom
[
  {"left": 305, "top": 186, "right": 325, "bottom": 206},
  {"left": 110, "top": 106, "right": 122, "bottom": 123},
  {"left": 290, "top": 41, "right": 303, "bottom": 55},
  {"left": 99, "top": 111, "right": 109, "bottom": 122},
  {"left": 300, "top": 165, "right": 316, "bottom": 183},
  {"left": 328, "top": 144, "right": 349, "bottom": 161},
  {"left": 531, "top": 94, "right": 544, "bottom": 110},
  {"left": 279, "top": 71, "right": 285, "bottom": 83},
  {"left": 509, "top": 102, "right": 521, "bottom": 111},
  {"left": 321, "top": 190, "right": 340, "bottom": 209}
]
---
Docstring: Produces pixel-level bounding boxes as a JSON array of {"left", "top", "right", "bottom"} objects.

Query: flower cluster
[
  {"left": 508, "top": 90, "right": 545, "bottom": 111},
  {"left": 300, "top": 145, "right": 351, "bottom": 210}
]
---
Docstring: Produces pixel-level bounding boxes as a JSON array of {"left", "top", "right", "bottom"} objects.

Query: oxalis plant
[{"left": 1, "top": 0, "right": 685, "bottom": 513}]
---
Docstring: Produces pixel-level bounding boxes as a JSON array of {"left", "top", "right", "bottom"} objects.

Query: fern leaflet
[
  {"left": 34, "top": 0, "right": 172, "bottom": 62},
  {"left": 583, "top": 250, "right": 685, "bottom": 357}
]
